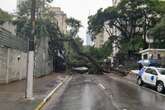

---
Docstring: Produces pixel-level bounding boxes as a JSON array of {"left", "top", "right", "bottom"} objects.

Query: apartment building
[{"left": 49, "top": 7, "right": 67, "bottom": 34}]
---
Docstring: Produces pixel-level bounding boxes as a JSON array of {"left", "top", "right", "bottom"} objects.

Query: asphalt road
[{"left": 42, "top": 74, "right": 165, "bottom": 110}]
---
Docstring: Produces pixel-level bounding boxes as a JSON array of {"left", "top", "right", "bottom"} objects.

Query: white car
[{"left": 137, "top": 67, "right": 165, "bottom": 93}]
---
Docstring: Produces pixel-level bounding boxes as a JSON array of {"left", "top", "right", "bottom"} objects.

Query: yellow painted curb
[
  {"left": 34, "top": 76, "right": 72, "bottom": 110},
  {"left": 35, "top": 101, "right": 45, "bottom": 110}
]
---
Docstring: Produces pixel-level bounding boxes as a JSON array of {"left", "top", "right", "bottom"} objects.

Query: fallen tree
[
  {"left": 70, "top": 38, "right": 103, "bottom": 74},
  {"left": 65, "top": 18, "right": 103, "bottom": 74}
]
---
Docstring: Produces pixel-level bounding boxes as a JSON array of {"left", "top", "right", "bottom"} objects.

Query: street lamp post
[{"left": 25, "top": 0, "right": 36, "bottom": 99}]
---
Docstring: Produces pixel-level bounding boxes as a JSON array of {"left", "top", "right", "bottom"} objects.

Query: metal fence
[{"left": 0, "top": 27, "right": 28, "bottom": 52}]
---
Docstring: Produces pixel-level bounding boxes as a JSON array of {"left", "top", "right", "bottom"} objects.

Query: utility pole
[{"left": 26, "top": 0, "right": 36, "bottom": 99}]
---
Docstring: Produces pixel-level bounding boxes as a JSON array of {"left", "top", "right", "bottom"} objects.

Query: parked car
[{"left": 137, "top": 67, "right": 165, "bottom": 93}]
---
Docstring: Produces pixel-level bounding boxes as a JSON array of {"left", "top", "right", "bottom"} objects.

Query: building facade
[
  {"left": 49, "top": 7, "right": 67, "bottom": 34},
  {"left": 140, "top": 49, "right": 165, "bottom": 60},
  {"left": 112, "top": 0, "right": 121, "bottom": 6},
  {"left": 93, "top": 0, "right": 121, "bottom": 48},
  {"left": 140, "top": 49, "right": 165, "bottom": 66}
]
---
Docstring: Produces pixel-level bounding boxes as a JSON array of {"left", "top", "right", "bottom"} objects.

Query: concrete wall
[
  {"left": 34, "top": 37, "right": 53, "bottom": 77},
  {"left": 0, "top": 47, "right": 27, "bottom": 84},
  {"left": 0, "top": 24, "right": 53, "bottom": 84},
  {"left": 0, "top": 36, "right": 53, "bottom": 83}
]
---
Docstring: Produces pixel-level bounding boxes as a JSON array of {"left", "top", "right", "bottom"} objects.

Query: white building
[{"left": 140, "top": 49, "right": 165, "bottom": 60}]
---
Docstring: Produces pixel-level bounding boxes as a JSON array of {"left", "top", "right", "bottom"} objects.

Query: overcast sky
[{"left": 0, "top": 0, "right": 112, "bottom": 44}]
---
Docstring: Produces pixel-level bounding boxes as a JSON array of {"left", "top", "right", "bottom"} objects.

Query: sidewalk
[{"left": 0, "top": 73, "right": 68, "bottom": 110}]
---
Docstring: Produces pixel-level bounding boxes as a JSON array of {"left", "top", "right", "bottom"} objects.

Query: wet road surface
[
  {"left": 43, "top": 75, "right": 116, "bottom": 110},
  {"left": 43, "top": 74, "right": 165, "bottom": 110},
  {"left": 103, "top": 75, "right": 165, "bottom": 110}
]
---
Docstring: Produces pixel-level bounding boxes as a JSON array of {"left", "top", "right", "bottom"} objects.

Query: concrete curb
[{"left": 34, "top": 76, "right": 72, "bottom": 110}]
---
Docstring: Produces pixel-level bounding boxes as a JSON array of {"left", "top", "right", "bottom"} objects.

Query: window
[
  {"left": 145, "top": 68, "right": 152, "bottom": 73},
  {"left": 158, "top": 54, "right": 161, "bottom": 59},
  {"left": 145, "top": 68, "right": 157, "bottom": 75},
  {"left": 150, "top": 69, "right": 157, "bottom": 75},
  {"left": 143, "top": 54, "right": 148, "bottom": 59}
]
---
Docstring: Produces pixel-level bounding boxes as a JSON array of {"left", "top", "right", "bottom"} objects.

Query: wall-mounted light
[{"left": 17, "top": 55, "right": 21, "bottom": 62}]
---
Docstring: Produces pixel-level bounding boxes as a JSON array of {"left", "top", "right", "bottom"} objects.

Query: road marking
[
  {"left": 98, "top": 83, "right": 106, "bottom": 90},
  {"left": 35, "top": 76, "right": 72, "bottom": 110}
]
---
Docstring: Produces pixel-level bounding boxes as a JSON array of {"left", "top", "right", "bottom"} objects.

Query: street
[
  {"left": 1, "top": 0, "right": 165, "bottom": 110},
  {"left": 42, "top": 74, "right": 165, "bottom": 110}
]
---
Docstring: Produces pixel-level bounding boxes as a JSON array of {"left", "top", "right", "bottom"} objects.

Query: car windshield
[{"left": 158, "top": 69, "right": 165, "bottom": 75}]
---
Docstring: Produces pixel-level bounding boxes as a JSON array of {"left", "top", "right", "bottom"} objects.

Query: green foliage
[
  {"left": 66, "top": 18, "right": 82, "bottom": 38},
  {"left": 65, "top": 18, "right": 83, "bottom": 64},
  {"left": 17, "top": 0, "right": 54, "bottom": 17},
  {"left": 88, "top": 0, "right": 165, "bottom": 54},
  {"left": 0, "top": 8, "right": 12, "bottom": 24},
  {"left": 66, "top": 37, "right": 84, "bottom": 64},
  {"left": 66, "top": 17, "right": 103, "bottom": 74},
  {"left": 84, "top": 40, "right": 112, "bottom": 61},
  {"left": 88, "top": 8, "right": 105, "bottom": 38},
  {"left": 15, "top": 0, "right": 66, "bottom": 67},
  {"left": 149, "top": 16, "right": 165, "bottom": 48}
]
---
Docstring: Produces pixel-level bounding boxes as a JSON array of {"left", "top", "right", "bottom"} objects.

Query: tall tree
[
  {"left": 15, "top": 0, "right": 66, "bottom": 72},
  {"left": 149, "top": 16, "right": 165, "bottom": 48},
  {"left": 88, "top": 0, "right": 164, "bottom": 52}
]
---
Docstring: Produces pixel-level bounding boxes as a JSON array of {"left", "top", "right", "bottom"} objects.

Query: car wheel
[
  {"left": 137, "top": 77, "right": 143, "bottom": 86},
  {"left": 156, "top": 82, "right": 164, "bottom": 93}
]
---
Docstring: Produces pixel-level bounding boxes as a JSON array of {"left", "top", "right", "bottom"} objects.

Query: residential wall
[
  {"left": 0, "top": 47, "right": 27, "bottom": 84},
  {"left": 0, "top": 37, "right": 54, "bottom": 83},
  {"left": 0, "top": 37, "right": 53, "bottom": 83},
  {"left": 0, "top": 26, "right": 53, "bottom": 83}
]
